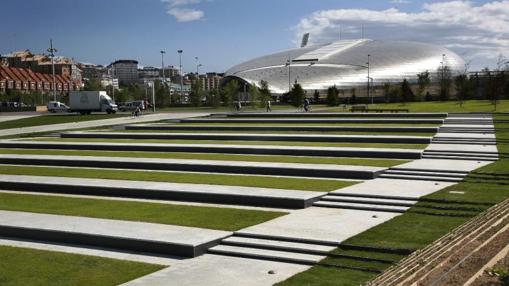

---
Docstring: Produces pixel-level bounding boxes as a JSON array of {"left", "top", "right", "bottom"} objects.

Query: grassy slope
[
  {"left": 0, "top": 114, "right": 127, "bottom": 130},
  {"left": 277, "top": 113, "right": 509, "bottom": 285},
  {"left": 325, "top": 100, "right": 509, "bottom": 113},
  {"left": 119, "top": 129, "right": 436, "bottom": 136},
  {"left": 0, "top": 245, "right": 163, "bottom": 286},
  {"left": 0, "top": 149, "right": 407, "bottom": 167},
  {"left": 0, "top": 165, "right": 355, "bottom": 192},
  {"left": 32, "top": 137, "right": 428, "bottom": 149},
  {"left": 0, "top": 192, "right": 285, "bottom": 231}
]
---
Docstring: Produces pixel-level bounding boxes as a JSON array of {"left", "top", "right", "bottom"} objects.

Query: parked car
[
  {"left": 119, "top": 101, "right": 145, "bottom": 112},
  {"left": 46, "top": 101, "right": 70, "bottom": 113}
]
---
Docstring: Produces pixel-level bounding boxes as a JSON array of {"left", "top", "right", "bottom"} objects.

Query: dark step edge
[
  {"left": 320, "top": 197, "right": 415, "bottom": 207},
  {"left": 207, "top": 248, "right": 317, "bottom": 266},
  {"left": 232, "top": 232, "right": 339, "bottom": 247},
  {"left": 312, "top": 202, "right": 407, "bottom": 213}
]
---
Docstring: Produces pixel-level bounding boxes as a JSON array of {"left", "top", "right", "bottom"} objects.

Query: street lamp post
[
  {"left": 286, "top": 53, "right": 291, "bottom": 93},
  {"left": 47, "top": 39, "right": 58, "bottom": 102},
  {"left": 160, "top": 50, "right": 166, "bottom": 85},
  {"left": 178, "top": 50, "right": 183, "bottom": 103},
  {"left": 367, "top": 54, "right": 371, "bottom": 105}
]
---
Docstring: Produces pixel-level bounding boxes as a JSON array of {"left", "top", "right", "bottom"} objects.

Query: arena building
[{"left": 224, "top": 39, "right": 465, "bottom": 94}]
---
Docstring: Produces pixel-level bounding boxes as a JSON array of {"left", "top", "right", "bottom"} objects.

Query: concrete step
[
  {"left": 0, "top": 175, "right": 324, "bottom": 209},
  {"left": 0, "top": 154, "right": 385, "bottom": 180},
  {"left": 208, "top": 245, "right": 325, "bottom": 265},
  {"left": 221, "top": 236, "right": 335, "bottom": 255},
  {"left": 61, "top": 131, "right": 432, "bottom": 144},
  {"left": 0, "top": 210, "right": 230, "bottom": 258},
  {"left": 423, "top": 151, "right": 499, "bottom": 158},
  {"left": 218, "top": 112, "right": 448, "bottom": 118},
  {"left": 378, "top": 174, "right": 463, "bottom": 182},
  {"left": 0, "top": 140, "right": 423, "bottom": 160},
  {"left": 320, "top": 195, "right": 416, "bottom": 207},
  {"left": 421, "top": 155, "right": 498, "bottom": 161},
  {"left": 125, "top": 124, "right": 439, "bottom": 133},
  {"left": 312, "top": 201, "right": 409, "bottom": 213},
  {"left": 180, "top": 118, "right": 445, "bottom": 124},
  {"left": 431, "top": 140, "right": 497, "bottom": 145},
  {"left": 384, "top": 169, "right": 467, "bottom": 178}
]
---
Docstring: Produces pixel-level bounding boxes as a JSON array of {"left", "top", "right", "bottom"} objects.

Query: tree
[
  {"left": 259, "top": 80, "right": 272, "bottom": 104},
  {"left": 438, "top": 65, "right": 452, "bottom": 101},
  {"left": 289, "top": 82, "right": 305, "bottom": 107},
  {"left": 84, "top": 78, "right": 103, "bottom": 91},
  {"left": 190, "top": 79, "right": 204, "bottom": 107},
  {"left": 416, "top": 71, "right": 430, "bottom": 101},
  {"left": 313, "top": 90, "right": 320, "bottom": 102},
  {"left": 350, "top": 88, "right": 357, "bottom": 105},
  {"left": 382, "top": 82, "right": 391, "bottom": 103},
  {"left": 208, "top": 88, "right": 221, "bottom": 108},
  {"left": 247, "top": 82, "right": 262, "bottom": 107},
  {"left": 454, "top": 74, "right": 469, "bottom": 107},
  {"left": 326, "top": 85, "right": 340, "bottom": 106},
  {"left": 400, "top": 79, "right": 414, "bottom": 104},
  {"left": 153, "top": 80, "right": 169, "bottom": 107},
  {"left": 222, "top": 80, "right": 239, "bottom": 107}
]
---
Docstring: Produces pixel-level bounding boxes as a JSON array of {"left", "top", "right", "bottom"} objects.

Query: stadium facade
[{"left": 224, "top": 39, "right": 465, "bottom": 94}]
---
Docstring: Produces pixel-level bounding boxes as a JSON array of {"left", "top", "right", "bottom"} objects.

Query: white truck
[{"left": 69, "top": 91, "right": 118, "bottom": 114}]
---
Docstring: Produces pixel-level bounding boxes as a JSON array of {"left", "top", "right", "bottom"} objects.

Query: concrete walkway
[
  {"left": 0, "top": 112, "right": 207, "bottom": 137},
  {"left": 0, "top": 114, "right": 41, "bottom": 123}
]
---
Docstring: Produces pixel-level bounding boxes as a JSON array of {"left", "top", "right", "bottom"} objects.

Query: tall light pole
[
  {"left": 286, "top": 53, "right": 291, "bottom": 93},
  {"left": 178, "top": 50, "right": 183, "bottom": 103},
  {"left": 160, "top": 50, "right": 166, "bottom": 85},
  {"left": 367, "top": 54, "right": 372, "bottom": 105},
  {"left": 47, "top": 39, "right": 58, "bottom": 102}
]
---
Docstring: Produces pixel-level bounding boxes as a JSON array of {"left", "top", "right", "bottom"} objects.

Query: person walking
[
  {"left": 303, "top": 98, "right": 310, "bottom": 112},
  {"left": 266, "top": 99, "right": 272, "bottom": 112}
]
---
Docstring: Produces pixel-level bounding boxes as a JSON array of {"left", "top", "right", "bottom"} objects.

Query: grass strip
[
  {"left": 0, "top": 165, "right": 355, "bottom": 192},
  {"left": 178, "top": 122, "right": 440, "bottom": 127},
  {"left": 0, "top": 245, "right": 163, "bottom": 286},
  {"left": 0, "top": 148, "right": 407, "bottom": 167},
  {"left": 323, "top": 100, "right": 509, "bottom": 113},
  {"left": 119, "top": 129, "right": 436, "bottom": 136},
  {"left": 32, "top": 138, "right": 428, "bottom": 149},
  {"left": 0, "top": 114, "right": 127, "bottom": 130},
  {"left": 0, "top": 192, "right": 285, "bottom": 231}
]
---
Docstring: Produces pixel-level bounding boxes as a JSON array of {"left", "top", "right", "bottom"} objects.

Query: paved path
[
  {"left": 0, "top": 112, "right": 207, "bottom": 137},
  {"left": 0, "top": 114, "right": 41, "bottom": 123}
]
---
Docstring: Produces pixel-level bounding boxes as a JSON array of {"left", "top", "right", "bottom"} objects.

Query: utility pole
[
  {"left": 47, "top": 39, "right": 57, "bottom": 102},
  {"left": 178, "top": 50, "right": 183, "bottom": 103},
  {"left": 286, "top": 53, "right": 291, "bottom": 93},
  {"left": 367, "top": 54, "right": 371, "bottom": 105},
  {"left": 160, "top": 50, "right": 166, "bottom": 85}
]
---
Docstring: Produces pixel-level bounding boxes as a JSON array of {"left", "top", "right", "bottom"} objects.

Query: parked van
[{"left": 46, "top": 101, "right": 70, "bottom": 113}]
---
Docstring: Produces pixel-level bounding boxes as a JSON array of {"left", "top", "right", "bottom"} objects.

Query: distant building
[
  {"left": 138, "top": 66, "right": 159, "bottom": 79},
  {"left": 1, "top": 50, "right": 82, "bottom": 87},
  {"left": 109, "top": 59, "right": 138, "bottom": 85},
  {"left": 199, "top": 72, "right": 224, "bottom": 92},
  {"left": 78, "top": 63, "right": 105, "bottom": 80},
  {"left": 0, "top": 66, "right": 80, "bottom": 94}
]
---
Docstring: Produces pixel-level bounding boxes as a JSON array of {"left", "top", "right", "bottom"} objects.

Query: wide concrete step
[
  {"left": 0, "top": 175, "right": 324, "bottom": 209},
  {"left": 0, "top": 154, "right": 385, "bottom": 180},
  {"left": 60, "top": 131, "right": 432, "bottom": 144},
  {"left": 320, "top": 195, "right": 416, "bottom": 207},
  {"left": 423, "top": 151, "right": 499, "bottom": 158},
  {"left": 384, "top": 169, "right": 467, "bottom": 178},
  {"left": 221, "top": 236, "right": 335, "bottom": 255},
  {"left": 378, "top": 174, "right": 463, "bottom": 182},
  {"left": 0, "top": 210, "right": 230, "bottom": 257},
  {"left": 125, "top": 124, "right": 440, "bottom": 133},
  {"left": 208, "top": 245, "right": 324, "bottom": 265},
  {"left": 0, "top": 140, "right": 423, "bottom": 159},
  {"left": 431, "top": 140, "right": 497, "bottom": 145},
  {"left": 313, "top": 201, "right": 409, "bottom": 213},
  {"left": 217, "top": 112, "right": 448, "bottom": 118},
  {"left": 421, "top": 155, "right": 498, "bottom": 161},
  {"left": 180, "top": 118, "right": 444, "bottom": 124}
]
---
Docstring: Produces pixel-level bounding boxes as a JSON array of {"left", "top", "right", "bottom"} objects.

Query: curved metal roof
[{"left": 225, "top": 39, "right": 465, "bottom": 93}]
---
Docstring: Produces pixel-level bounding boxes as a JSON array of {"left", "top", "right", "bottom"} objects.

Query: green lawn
[
  {"left": 277, "top": 113, "right": 509, "bottom": 285},
  {"left": 0, "top": 192, "right": 285, "bottom": 231},
  {"left": 178, "top": 122, "right": 440, "bottom": 127},
  {"left": 0, "top": 245, "right": 163, "bottom": 286},
  {"left": 33, "top": 137, "right": 428, "bottom": 149},
  {"left": 0, "top": 114, "right": 128, "bottom": 130},
  {"left": 324, "top": 100, "right": 509, "bottom": 113},
  {"left": 0, "top": 148, "right": 408, "bottom": 167},
  {"left": 0, "top": 165, "right": 356, "bottom": 192}
]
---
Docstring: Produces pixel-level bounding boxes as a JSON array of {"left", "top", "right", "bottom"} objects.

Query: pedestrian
[
  {"left": 236, "top": 101, "right": 242, "bottom": 112},
  {"left": 133, "top": 105, "right": 141, "bottom": 118},
  {"left": 303, "top": 98, "right": 310, "bottom": 112},
  {"left": 266, "top": 99, "right": 272, "bottom": 112}
]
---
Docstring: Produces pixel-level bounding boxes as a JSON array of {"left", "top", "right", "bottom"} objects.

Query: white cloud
[
  {"left": 161, "top": 0, "right": 204, "bottom": 22},
  {"left": 294, "top": 1, "right": 509, "bottom": 70},
  {"left": 390, "top": 0, "right": 410, "bottom": 4},
  {"left": 167, "top": 7, "right": 204, "bottom": 22}
]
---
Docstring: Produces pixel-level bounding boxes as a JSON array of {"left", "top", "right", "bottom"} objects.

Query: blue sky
[{"left": 1, "top": 0, "right": 508, "bottom": 72}]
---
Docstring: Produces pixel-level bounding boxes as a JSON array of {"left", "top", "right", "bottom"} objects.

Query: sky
[{"left": 1, "top": 0, "right": 508, "bottom": 72}]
